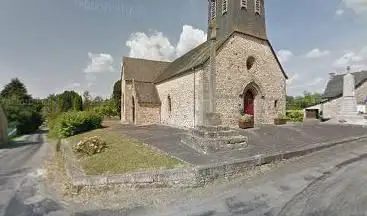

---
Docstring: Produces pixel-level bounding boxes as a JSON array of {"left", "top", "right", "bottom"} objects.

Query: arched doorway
[
  {"left": 244, "top": 90, "right": 255, "bottom": 116},
  {"left": 131, "top": 96, "right": 135, "bottom": 123}
]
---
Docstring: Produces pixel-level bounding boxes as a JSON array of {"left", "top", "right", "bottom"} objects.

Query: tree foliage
[
  {"left": 286, "top": 91, "right": 322, "bottom": 110},
  {"left": 0, "top": 78, "right": 32, "bottom": 101},
  {"left": 112, "top": 80, "right": 121, "bottom": 119},
  {"left": 43, "top": 90, "right": 83, "bottom": 118},
  {"left": 0, "top": 78, "right": 43, "bottom": 134}
]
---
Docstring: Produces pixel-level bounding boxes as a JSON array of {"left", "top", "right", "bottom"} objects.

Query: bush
[
  {"left": 2, "top": 102, "right": 43, "bottom": 135},
  {"left": 74, "top": 136, "right": 107, "bottom": 156},
  {"left": 49, "top": 111, "right": 102, "bottom": 138},
  {"left": 286, "top": 110, "right": 304, "bottom": 122},
  {"left": 92, "top": 102, "right": 118, "bottom": 118}
]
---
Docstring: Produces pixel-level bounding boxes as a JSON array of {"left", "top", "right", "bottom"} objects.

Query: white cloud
[
  {"left": 336, "top": 9, "right": 345, "bottom": 15},
  {"left": 289, "top": 77, "right": 324, "bottom": 89},
  {"left": 176, "top": 25, "right": 207, "bottom": 57},
  {"left": 342, "top": 0, "right": 367, "bottom": 13},
  {"left": 286, "top": 73, "right": 300, "bottom": 86},
  {"left": 332, "top": 46, "right": 367, "bottom": 69},
  {"left": 84, "top": 52, "right": 115, "bottom": 73},
  {"left": 277, "top": 50, "right": 293, "bottom": 63},
  {"left": 306, "top": 48, "right": 330, "bottom": 58},
  {"left": 125, "top": 25, "right": 207, "bottom": 61}
]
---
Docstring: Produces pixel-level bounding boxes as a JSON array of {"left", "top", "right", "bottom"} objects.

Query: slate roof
[
  {"left": 153, "top": 39, "right": 224, "bottom": 83},
  {"left": 134, "top": 81, "right": 161, "bottom": 105},
  {"left": 122, "top": 57, "right": 171, "bottom": 82},
  {"left": 154, "top": 31, "right": 288, "bottom": 84},
  {"left": 323, "top": 70, "right": 367, "bottom": 99}
]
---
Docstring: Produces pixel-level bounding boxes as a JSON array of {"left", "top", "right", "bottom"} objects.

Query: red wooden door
[{"left": 244, "top": 91, "right": 254, "bottom": 115}]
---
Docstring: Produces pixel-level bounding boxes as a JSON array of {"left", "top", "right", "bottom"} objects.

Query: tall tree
[
  {"left": 0, "top": 78, "right": 31, "bottom": 102},
  {"left": 0, "top": 78, "right": 42, "bottom": 134},
  {"left": 112, "top": 80, "right": 121, "bottom": 119}
]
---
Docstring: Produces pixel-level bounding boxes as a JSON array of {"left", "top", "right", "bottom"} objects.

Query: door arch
[
  {"left": 131, "top": 96, "right": 135, "bottom": 123},
  {"left": 244, "top": 90, "right": 255, "bottom": 116}
]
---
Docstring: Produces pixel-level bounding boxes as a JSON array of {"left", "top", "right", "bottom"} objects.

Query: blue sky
[{"left": 0, "top": 0, "right": 367, "bottom": 98}]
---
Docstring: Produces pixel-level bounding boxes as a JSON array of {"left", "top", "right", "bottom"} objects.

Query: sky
[{"left": 0, "top": 0, "right": 367, "bottom": 99}]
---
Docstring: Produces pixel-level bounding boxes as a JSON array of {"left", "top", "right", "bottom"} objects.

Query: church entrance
[
  {"left": 132, "top": 96, "right": 135, "bottom": 123},
  {"left": 243, "top": 90, "right": 255, "bottom": 116}
]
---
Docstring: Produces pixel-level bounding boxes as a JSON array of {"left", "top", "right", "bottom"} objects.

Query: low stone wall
[
  {"left": 60, "top": 134, "right": 367, "bottom": 188},
  {"left": 0, "top": 106, "right": 8, "bottom": 146},
  {"left": 60, "top": 140, "right": 197, "bottom": 188}
]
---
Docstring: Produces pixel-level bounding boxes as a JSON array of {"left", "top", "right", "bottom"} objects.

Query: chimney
[{"left": 329, "top": 72, "right": 336, "bottom": 79}]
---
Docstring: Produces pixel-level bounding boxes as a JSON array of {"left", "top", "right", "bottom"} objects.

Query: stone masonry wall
[
  {"left": 215, "top": 33, "right": 286, "bottom": 127},
  {"left": 0, "top": 106, "right": 8, "bottom": 146},
  {"left": 122, "top": 81, "right": 134, "bottom": 123},
  {"left": 135, "top": 104, "right": 160, "bottom": 125},
  {"left": 122, "top": 80, "right": 161, "bottom": 125},
  {"left": 305, "top": 79, "right": 367, "bottom": 119},
  {"left": 355, "top": 80, "right": 367, "bottom": 103},
  {"left": 156, "top": 71, "right": 199, "bottom": 128}
]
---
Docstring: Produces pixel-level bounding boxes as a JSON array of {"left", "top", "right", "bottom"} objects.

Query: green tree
[
  {"left": 0, "top": 78, "right": 32, "bottom": 102},
  {"left": 0, "top": 78, "right": 43, "bottom": 135},
  {"left": 112, "top": 80, "right": 121, "bottom": 119}
]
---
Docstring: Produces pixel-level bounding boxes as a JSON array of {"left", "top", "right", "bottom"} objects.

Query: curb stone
[{"left": 59, "top": 134, "right": 367, "bottom": 188}]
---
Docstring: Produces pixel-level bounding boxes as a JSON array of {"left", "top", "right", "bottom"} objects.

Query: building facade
[
  {"left": 121, "top": 0, "right": 287, "bottom": 128},
  {"left": 305, "top": 71, "right": 367, "bottom": 120}
]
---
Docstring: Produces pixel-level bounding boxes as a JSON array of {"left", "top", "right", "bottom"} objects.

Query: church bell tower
[{"left": 207, "top": 0, "right": 267, "bottom": 41}]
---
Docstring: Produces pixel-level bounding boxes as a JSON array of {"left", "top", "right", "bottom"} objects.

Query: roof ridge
[{"left": 123, "top": 56, "right": 172, "bottom": 63}]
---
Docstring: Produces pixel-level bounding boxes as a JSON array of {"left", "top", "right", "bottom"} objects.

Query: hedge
[
  {"left": 286, "top": 110, "right": 304, "bottom": 122},
  {"left": 48, "top": 111, "right": 102, "bottom": 138}
]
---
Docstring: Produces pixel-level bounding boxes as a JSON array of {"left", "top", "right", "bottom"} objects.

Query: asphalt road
[
  {"left": 129, "top": 138, "right": 367, "bottom": 216},
  {"left": 4, "top": 132, "right": 367, "bottom": 216},
  {"left": 0, "top": 132, "right": 68, "bottom": 216}
]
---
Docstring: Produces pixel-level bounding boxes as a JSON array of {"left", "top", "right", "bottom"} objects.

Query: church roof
[
  {"left": 154, "top": 39, "right": 225, "bottom": 83},
  {"left": 134, "top": 81, "right": 161, "bottom": 105},
  {"left": 323, "top": 70, "right": 367, "bottom": 99},
  {"left": 122, "top": 57, "right": 171, "bottom": 82},
  {"left": 154, "top": 31, "right": 287, "bottom": 84}
]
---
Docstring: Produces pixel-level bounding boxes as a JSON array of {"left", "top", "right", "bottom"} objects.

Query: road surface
[
  {"left": 0, "top": 132, "right": 68, "bottom": 216},
  {"left": 3, "top": 132, "right": 367, "bottom": 216}
]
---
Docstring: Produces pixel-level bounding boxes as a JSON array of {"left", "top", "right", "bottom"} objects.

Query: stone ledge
[{"left": 60, "top": 134, "right": 367, "bottom": 188}]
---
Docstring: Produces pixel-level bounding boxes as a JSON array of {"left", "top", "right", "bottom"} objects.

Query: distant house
[{"left": 304, "top": 70, "right": 367, "bottom": 120}]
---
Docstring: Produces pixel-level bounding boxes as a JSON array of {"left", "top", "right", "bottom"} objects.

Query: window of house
[
  {"left": 222, "top": 0, "right": 228, "bottom": 14},
  {"left": 274, "top": 100, "right": 278, "bottom": 109},
  {"left": 168, "top": 95, "right": 172, "bottom": 113},
  {"left": 255, "top": 0, "right": 261, "bottom": 14},
  {"left": 240, "top": 0, "right": 248, "bottom": 9},
  {"left": 210, "top": 0, "right": 216, "bottom": 20}
]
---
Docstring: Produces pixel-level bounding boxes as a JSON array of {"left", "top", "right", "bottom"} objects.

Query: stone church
[{"left": 120, "top": 0, "right": 287, "bottom": 128}]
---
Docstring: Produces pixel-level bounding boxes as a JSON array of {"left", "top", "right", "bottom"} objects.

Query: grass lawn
[{"left": 65, "top": 125, "right": 184, "bottom": 175}]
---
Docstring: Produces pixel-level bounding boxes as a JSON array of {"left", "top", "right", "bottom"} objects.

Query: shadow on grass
[{"left": 0, "top": 129, "right": 47, "bottom": 150}]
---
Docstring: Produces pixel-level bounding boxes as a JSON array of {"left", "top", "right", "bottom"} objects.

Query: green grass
[{"left": 66, "top": 127, "right": 184, "bottom": 175}]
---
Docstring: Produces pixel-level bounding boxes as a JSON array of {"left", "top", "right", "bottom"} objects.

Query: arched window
[
  {"left": 167, "top": 95, "right": 172, "bottom": 113},
  {"left": 222, "top": 0, "right": 228, "bottom": 14},
  {"left": 240, "top": 0, "right": 248, "bottom": 9},
  {"left": 210, "top": 0, "right": 216, "bottom": 20},
  {"left": 246, "top": 56, "right": 255, "bottom": 70},
  {"left": 254, "top": 0, "right": 261, "bottom": 14}
]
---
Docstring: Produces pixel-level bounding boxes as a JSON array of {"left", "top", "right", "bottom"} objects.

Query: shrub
[
  {"left": 276, "top": 113, "right": 287, "bottom": 120},
  {"left": 92, "top": 102, "right": 118, "bottom": 118},
  {"left": 239, "top": 114, "right": 254, "bottom": 122},
  {"left": 74, "top": 136, "right": 107, "bottom": 156},
  {"left": 286, "top": 110, "right": 304, "bottom": 122},
  {"left": 49, "top": 111, "right": 102, "bottom": 138}
]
